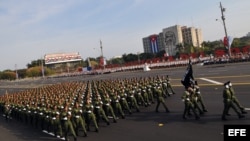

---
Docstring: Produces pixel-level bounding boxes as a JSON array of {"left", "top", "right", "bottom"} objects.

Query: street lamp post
[
  {"left": 219, "top": 2, "right": 231, "bottom": 57},
  {"left": 137, "top": 52, "right": 140, "bottom": 64},
  {"left": 41, "top": 57, "right": 45, "bottom": 78},
  {"left": 100, "top": 40, "right": 105, "bottom": 72},
  {"left": 15, "top": 64, "right": 18, "bottom": 80}
]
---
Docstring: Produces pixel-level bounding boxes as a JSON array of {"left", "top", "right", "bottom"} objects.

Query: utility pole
[{"left": 220, "top": 2, "right": 231, "bottom": 57}]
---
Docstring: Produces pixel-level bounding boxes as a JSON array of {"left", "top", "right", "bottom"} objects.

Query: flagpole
[{"left": 220, "top": 2, "right": 231, "bottom": 58}]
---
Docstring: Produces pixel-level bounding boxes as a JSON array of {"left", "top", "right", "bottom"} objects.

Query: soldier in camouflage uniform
[
  {"left": 119, "top": 88, "right": 132, "bottom": 115},
  {"left": 127, "top": 86, "right": 140, "bottom": 112},
  {"left": 93, "top": 95, "right": 110, "bottom": 125},
  {"left": 111, "top": 91, "right": 125, "bottom": 119},
  {"left": 182, "top": 87, "right": 200, "bottom": 120},
  {"left": 61, "top": 104, "right": 77, "bottom": 141},
  {"left": 51, "top": 105, "right": 63, "bottom": 138},
  {"left": 72, "top": 102, "right": 87, "bottom": 137},
  {"left": 165, "top": 75, "right": 176, "bottom": 95},
  {"left": 227, "top": 81, "right": 247, "bottom": 114},
  {"left": 222, "top": 82, "right": 245, "bottom": 120},
  {"left": 83, "top": 98, "right": 99, "bottom": 132},
  {"left": 102, "top": 92, "right": 117, "bottom": 123},
  {"left": 193, "top": 81, "right": 208, "bottom": 113},
  {"left": 155, "top": 85, "right": 170, "bottom": 113}
]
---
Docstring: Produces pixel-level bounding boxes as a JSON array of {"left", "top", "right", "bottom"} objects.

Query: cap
[{"left": 224, "top": 81, "right": 230, "bottom": 86}]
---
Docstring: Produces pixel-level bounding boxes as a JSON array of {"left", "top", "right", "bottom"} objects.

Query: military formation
[
  {"left": 0, "top": 59, "right": 248, "bottom": 140},
  {"left": 0, "top": 75, "right": 176, "bottom": 141},
  {"left": 180, "top": 59, "right": 247, "bottom": 120}
]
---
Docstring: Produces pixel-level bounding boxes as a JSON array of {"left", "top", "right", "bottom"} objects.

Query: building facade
[{"left": 142, "top": 25, "right": 203, "bottom": 56}]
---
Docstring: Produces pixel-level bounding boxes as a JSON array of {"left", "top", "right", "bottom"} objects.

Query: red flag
[
  {"left": 100, "top": 57, "right": 104, "bottom": 66},
  {"left": 223, "top": 36, "right": 228, "bottom": 47}
]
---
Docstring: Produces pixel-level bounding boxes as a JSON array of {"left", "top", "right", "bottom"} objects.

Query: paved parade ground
[{"left": 0, "top": 62, "right": 250, "bottom": 141}]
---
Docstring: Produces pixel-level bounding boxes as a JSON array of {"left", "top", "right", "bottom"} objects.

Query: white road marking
[
  {"left": 199, "top": 78, "right": 223, "bottom": 85},
  {"left": 244, "top": 108, "right": 250, "bottom": 111}
]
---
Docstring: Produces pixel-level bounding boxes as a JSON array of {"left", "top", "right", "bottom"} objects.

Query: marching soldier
[
  {"left": 93, "top": 96, "right": 110, "bottom": 126},
  {"left": 165, "top": 75, "right": 176, "bottom": 95},
  {"left": 3, "top": 103, "right": 12, "bottom": 122},
  {"left": 111, "top": 91, "right": 125, "bottom": 119},
  {"left": 155, "top": 86, "right": 170, "bottom": 113},
  {"left": 127, "top": 87, "right": 140, "bottom": 112},
  {"left": 227, "top": 81, "right": 247, "bottom": 114},
  {"left": 221, "top": 82, "right": 245, "bottom": 120},
  {"left": 182, "top": 87, "right": 200, "bottom": 120},
  {"left": 51, "top": 105, "right": 63, "bottom": 138},
  {"left": 72, "top": 102, "right": 87, "bottom": 137},
  {"left": 61, "top": 105, "right": 77, "bottom": 141},
  {"left": 83, "top": 98, "right": 99, "bottom": 132},
  {"left": 103, "top": 92, "right": 117, "bottom": 123},
  {"left": 146, "top": 82, "right": 155, "bottom": 104},
  {"left": 193, "top": 81, "right": 208, "bottom": 112},
  {"left": 119, "top": 88, "right": 132, "bottom": 115},
  {"left": 141, "top": 83, "right": 151, "bottom": 107}
]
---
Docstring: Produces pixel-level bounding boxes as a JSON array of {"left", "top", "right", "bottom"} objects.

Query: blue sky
[{"left": 0, "top": 0, "right": 250, "bottom": 71}]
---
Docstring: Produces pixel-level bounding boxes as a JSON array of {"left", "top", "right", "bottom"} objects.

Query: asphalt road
[{"left": 0, "top": 62, "right": 250, "bottom": 141}]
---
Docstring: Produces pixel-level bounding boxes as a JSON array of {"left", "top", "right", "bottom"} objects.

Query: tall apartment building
[
  {"left": 182, "top": 26, "right": 203, "bottom": 47},
  {"left": 142, "top": 25, "right": 203, "bottom": 56}
]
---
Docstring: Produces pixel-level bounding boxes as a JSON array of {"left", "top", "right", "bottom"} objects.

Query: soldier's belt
[
  {"left": 75, "top": 115, "right": 80, "bottom": 118},
  {"left": 63, "top": 117, "right": 68, "bottom": 120},
  {"left": 95, "top": 106, "right": 100, "bottom": 108}
]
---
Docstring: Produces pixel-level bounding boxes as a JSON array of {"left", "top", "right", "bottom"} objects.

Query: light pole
[
  {"left": 219, "top": 2, "right": 231, "bottom": 57},
  {"left": 137, "top": 52, "right": 140, "bottom": 64},
  {"left": 100, "top": 40, "right": 105, "bottom": 71},
  {"left": 15, "top": 64, "right": 18, "bottom": 80},
  {"left": 41, "top": 57, "right": 45, "bottom": 78}
]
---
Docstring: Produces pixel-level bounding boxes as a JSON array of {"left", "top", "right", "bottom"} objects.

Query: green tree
[
  {"left": 122, "top": 53, "right": 138, "bottom": 62},
  {"left": 0, "top": 71, "right": 16, "bottom": 80},
  {"left": 140, "top": 53, "right": 154, "bottom": 60},
  {"left": 26, "top": 66, "right": 42, "bottom": 77},
  {"left": 27, "top": 59, "right": 44, "bottom": 68}
]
